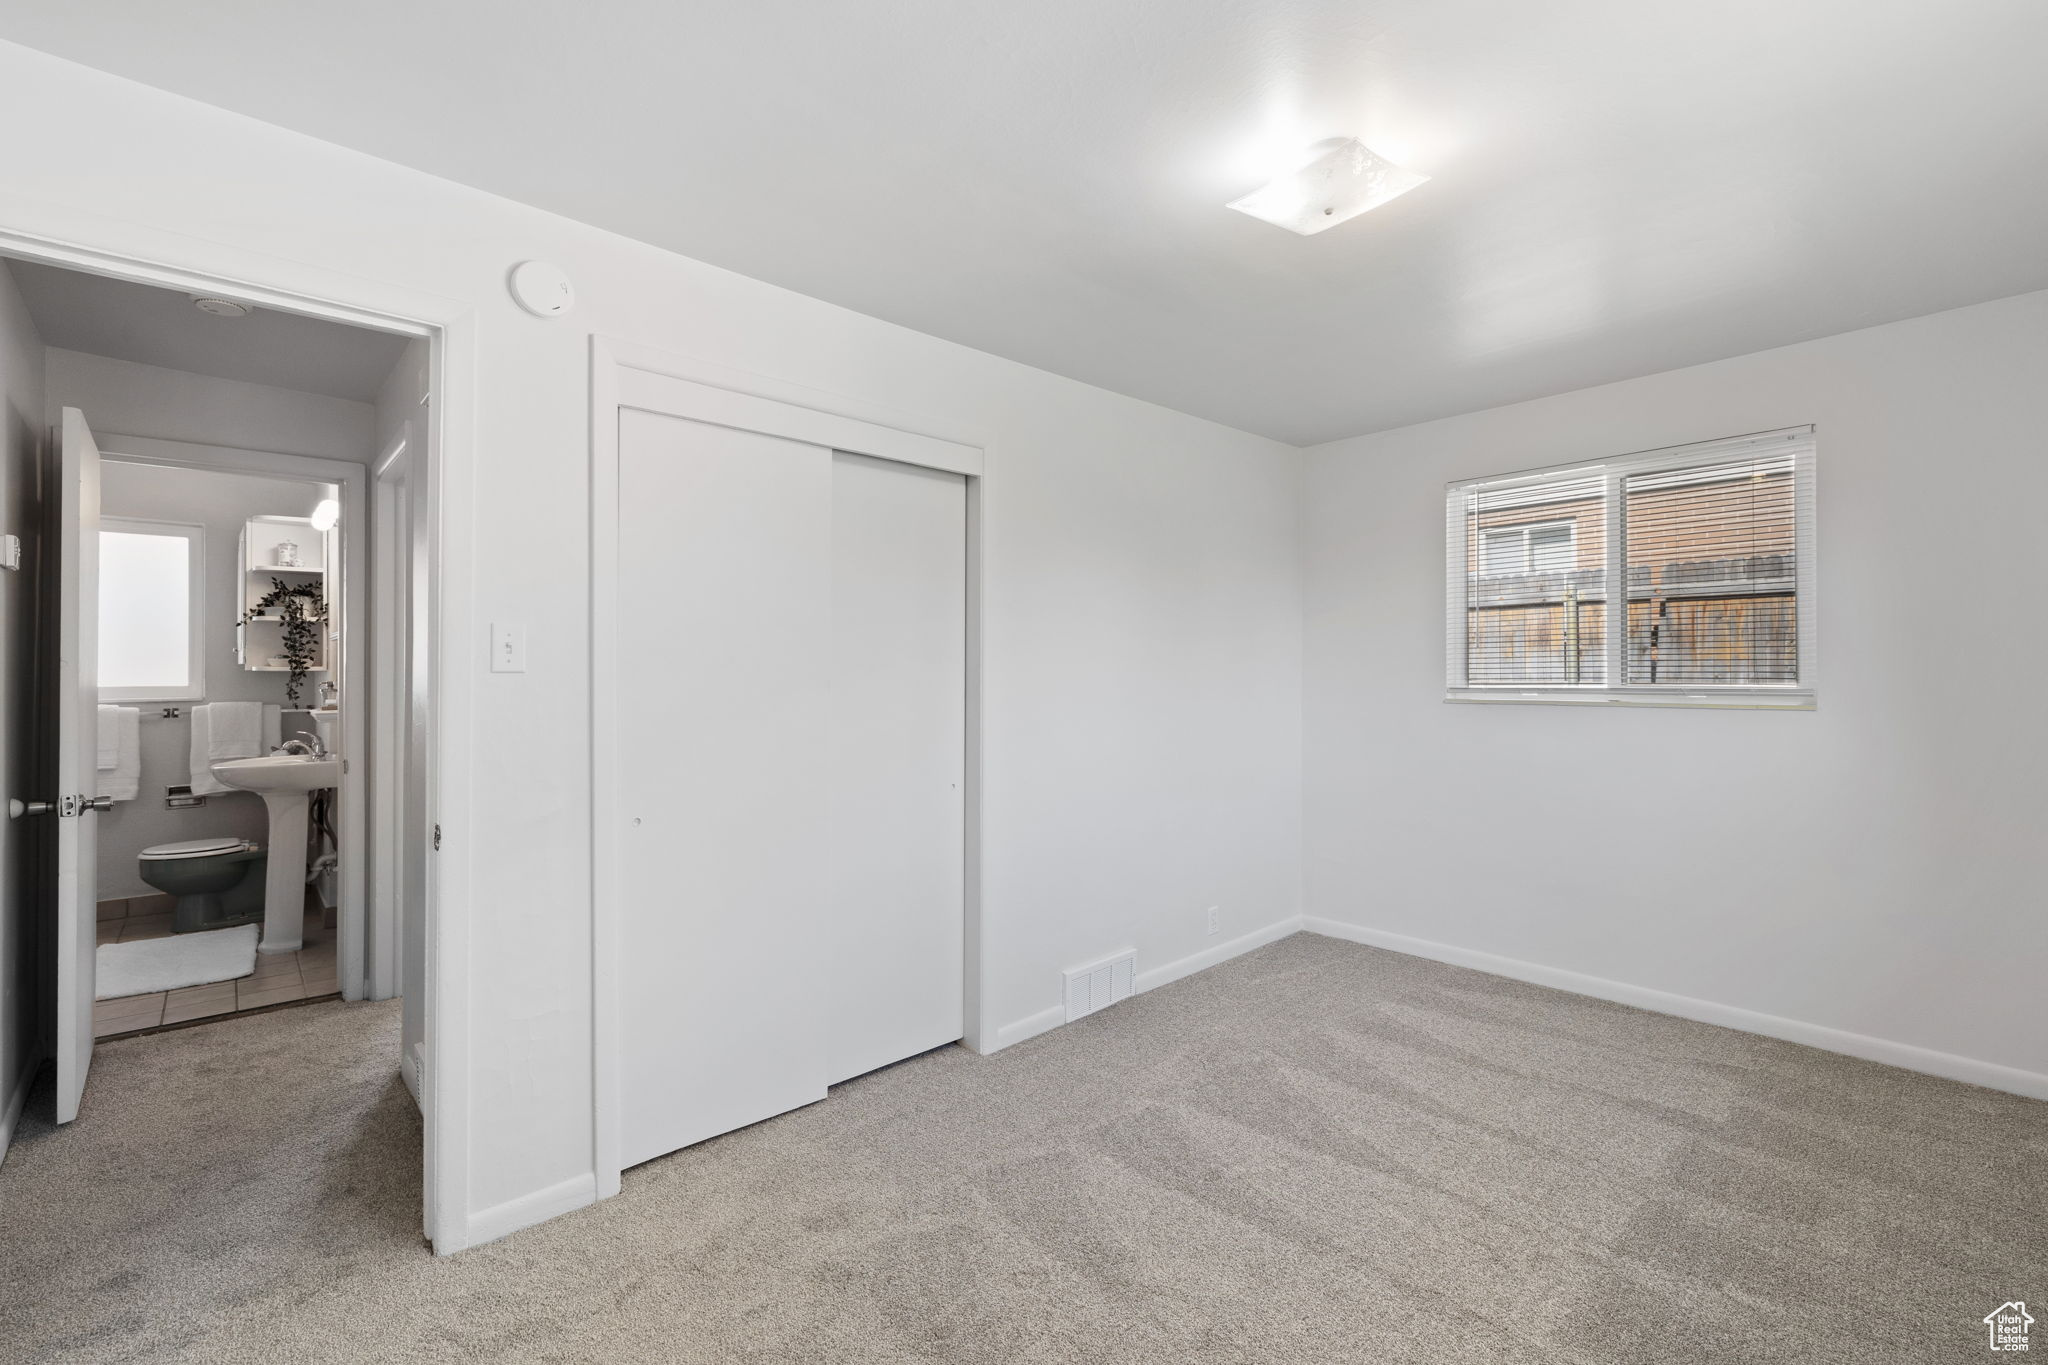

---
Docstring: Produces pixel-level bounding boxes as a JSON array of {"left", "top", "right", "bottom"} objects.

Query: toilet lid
[{"left": 140, "top": 837, "right": 254, "bottom": 861}]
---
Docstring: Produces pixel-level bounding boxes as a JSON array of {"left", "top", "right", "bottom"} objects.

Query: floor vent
[{"left": 1064, "top": 950, "right": 1136, "bottom": 1022}]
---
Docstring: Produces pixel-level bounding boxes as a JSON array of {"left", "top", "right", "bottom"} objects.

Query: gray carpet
[{"left": 1, "top": 932, "right": 2040, "bottom": 1363}]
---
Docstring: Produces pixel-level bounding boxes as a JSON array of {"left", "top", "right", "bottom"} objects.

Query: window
[
  {"left": 99, "top": 518, "right": 205, "bottom": 702},
  {"left": 1445, "top": 427, "right": 1815, "bottom": 707},
  {"left": 1481, "top": 520, "right": 1575, "bottom": 576}
]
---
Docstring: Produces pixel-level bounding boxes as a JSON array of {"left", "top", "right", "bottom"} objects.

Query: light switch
[{"left": 491, "top": 623, "right": 526, "bottom": 673}]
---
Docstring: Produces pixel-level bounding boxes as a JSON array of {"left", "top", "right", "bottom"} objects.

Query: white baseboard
[
  {"left": 1303, "top": 917, "right": 2048, "bottom": 1102},
  {"left": 460, "top": 1172, "right": 598, "bottom": 1252},
  {"left": 1134, "top": 915, "right": 1305, "bottom": 995},
  {"left": 991, "top": 1005, "right": 1065, "bottom": 1051},
  {"left": 0, "top": 1056, "right": 35, "bottom": 1170},
  {"left": 989, "top": 914, "right": 1308, "bottom": 1053}
]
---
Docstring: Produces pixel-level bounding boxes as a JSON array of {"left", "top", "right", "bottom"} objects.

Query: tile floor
[{"left": 92, "top": 890, "right": 341, "bottom": 1039}]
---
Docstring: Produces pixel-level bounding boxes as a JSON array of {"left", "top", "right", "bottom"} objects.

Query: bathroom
[
  {"left": 0, "top": 253, "right": 431, "bottom": 1112},
  {"left": 94, "top": 459, "right": 343, "bottom": 1026}
]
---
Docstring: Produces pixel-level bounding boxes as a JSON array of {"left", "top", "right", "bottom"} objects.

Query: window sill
[{"left": 1446, "top": 687, "right": 1815, "bottom": 711}]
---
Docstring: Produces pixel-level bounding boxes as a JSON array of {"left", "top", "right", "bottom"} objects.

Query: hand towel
[
  {"left": 190, "top": 703, "right": 289, "bottom": 795},
  {"left": 97, "top": 704, "right": 123, "bottom": 770},
  {"left": 189, "top": 705, "right": 224, "bottom": 795},
  {"left": 205, "top": 701, "right": 265, "bottom": 760},
  {"left": 98, "top": 706, "right": 141, "bottom": 801}
]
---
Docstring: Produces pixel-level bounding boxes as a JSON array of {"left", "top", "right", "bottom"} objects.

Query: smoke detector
[{"left": 190, "top": 296, "right": 252, "bottom": 318}]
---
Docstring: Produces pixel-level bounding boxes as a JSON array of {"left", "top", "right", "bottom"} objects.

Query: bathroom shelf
[{"left": 236, "top": 514, "right": 332, "bottom": 674}]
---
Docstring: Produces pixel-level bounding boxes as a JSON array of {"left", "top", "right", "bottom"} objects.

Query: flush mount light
[
  {"left": 1227, "top": 138, "right": 1427, "bottom": 235},
  {"left": 190, "top": 296, "right": 252, "bottom": 318},
  {"left": 309, "top": 499, "right": 340, "bottom": 532}
]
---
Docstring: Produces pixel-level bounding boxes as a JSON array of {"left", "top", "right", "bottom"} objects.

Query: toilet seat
[{"left": 139, "top": 837, "right": 258, "bottom": 861}]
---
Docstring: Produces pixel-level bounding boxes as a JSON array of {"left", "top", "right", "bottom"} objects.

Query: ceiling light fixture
[
  {"left": 1227, "top": 138, "right": 1427, "bottom": 236},
  {"left": 309, "top": 499, "right": 340, "bottom": 532},
  {"left": 190, "top": 296, "right": 252, "bottom": 318}
]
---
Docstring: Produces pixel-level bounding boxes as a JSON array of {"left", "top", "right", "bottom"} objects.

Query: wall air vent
[{"left": 1063, "top": 950, "right": 1136, "bottom": 1022}]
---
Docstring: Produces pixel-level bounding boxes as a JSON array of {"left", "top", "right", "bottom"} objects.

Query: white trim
[
  {"left": 589, "top": 335, "right": 990, "bottom": 1201},
  {"left": 400, "top": 1038, "right": 422, "bottom": 1108},
  {"left": 0, "top": 1049, "right": 35, "bottom": 1169},
  {"left": 0, "top": 223, "right": 470, "bottom": 1256},
  {"left": 1301, "top": 918, "right": 2048, "bottom": 1102},
  {"left": 462, "top": 1172, "right": 599, "bottom": 1250},
  {"left": 95, "top": 515, "right": 206, "bottom": 703},
  {"left": 986, "top": 914, "right": 1308, "bottom": 1054},
  {"left": 992, "top": 1006, "right": 1067, "bottom": 1051},
  {"left": 1133, "top": 915, "right": 1306, "bottom": 995},
  {"left": 367, "top": 429, "right": 411, "bottom": 1002}
]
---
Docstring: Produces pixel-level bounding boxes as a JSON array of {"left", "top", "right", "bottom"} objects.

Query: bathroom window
[{"left": 99, "top": 518, "right": 205, "bottom": 702}]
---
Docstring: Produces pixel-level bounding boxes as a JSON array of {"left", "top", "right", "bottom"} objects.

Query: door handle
[
  {"left": 83, "top": 796, "right": 114, "bottom": 813},
  {"left": 8, "top": 799, "right": 53, "bottom": 819}
]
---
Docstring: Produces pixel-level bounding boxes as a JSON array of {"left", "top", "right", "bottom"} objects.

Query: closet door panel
[
  {"left": 616, "top": 408, "right": 831, "bottom": 1167},
  {"left": 826, "top": 451, "right": 966, "bottom": 1084}
]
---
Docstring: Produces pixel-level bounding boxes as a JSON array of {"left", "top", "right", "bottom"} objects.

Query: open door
[{"left": 54, "top": 407, "right": 103, "bottom": 1123}]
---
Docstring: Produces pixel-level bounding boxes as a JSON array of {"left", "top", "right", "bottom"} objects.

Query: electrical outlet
[{"left": 1206, "top": 906, "right": 1220, "bottom": 936}]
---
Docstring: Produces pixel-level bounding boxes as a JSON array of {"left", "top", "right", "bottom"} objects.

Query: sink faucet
[{"left": 279, "top": 731, "right": 326, "bottom": 757}]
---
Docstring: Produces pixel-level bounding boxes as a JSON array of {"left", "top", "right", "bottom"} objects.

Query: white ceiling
[
  {"left": 4, "top": 258, "right": 409, "bottom": 404},
  {"left": 8, "top": 1, "right": 2048, "bottom": 443}
]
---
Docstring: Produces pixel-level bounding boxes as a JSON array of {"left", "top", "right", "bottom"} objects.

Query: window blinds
[{"left": 1445, "top": 427, "right": 1816, "bottom": 707}]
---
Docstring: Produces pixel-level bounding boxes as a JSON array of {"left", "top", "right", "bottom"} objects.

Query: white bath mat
[{"left": 96, "top": 923, "right": 259, "bottom": 999}]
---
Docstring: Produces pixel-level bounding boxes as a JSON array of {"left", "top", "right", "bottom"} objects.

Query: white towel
[
  {"left": 190, "top": 703, "right": 285, "bottom": 796},
  {"left": 205, "top": 701, "right": 265, "bottom": 760},
  {"left": 97, "top": 704, "right": 123, "bottom": 770},
  {"left": 98, "top": 706, "right": 141, "bottom": 802},
  {"left": 189, "top": 706, "right": 226, "bottom": 795}
]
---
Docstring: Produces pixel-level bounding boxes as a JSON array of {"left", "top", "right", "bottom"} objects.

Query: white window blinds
[{"left": 1446, "top": 427, "right": 1816, "bottom": 708}]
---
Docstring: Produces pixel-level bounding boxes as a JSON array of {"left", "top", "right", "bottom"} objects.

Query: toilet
[{"left": 137, "top": 838, "right": 268, "bottom": 933}]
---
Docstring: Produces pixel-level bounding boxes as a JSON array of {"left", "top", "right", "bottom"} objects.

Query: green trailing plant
[{"left": 245, "top": 577, "right": 328, "bottom": 705}]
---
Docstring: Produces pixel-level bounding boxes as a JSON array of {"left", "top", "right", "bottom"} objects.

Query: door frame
[
  {"left": 95, "top": 436, "right": 370, "bottom": 999},
  {"left": 0, "top": 225, "right": 474, "bottom": 1253},
  {"left": 588, "top": 335, "right": 990, "bottom": 1198},
  {"left": 369, "top": 428, "right": 411, "bottom": 1007}
]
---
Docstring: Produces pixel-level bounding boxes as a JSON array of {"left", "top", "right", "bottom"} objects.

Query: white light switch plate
[{"left": 491, "top": 622, "right": 526, "bottom": 673}]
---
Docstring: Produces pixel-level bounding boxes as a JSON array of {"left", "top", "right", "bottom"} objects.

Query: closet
[{"left": 612, "top": 403, "right": 968, "bottom": 1170}]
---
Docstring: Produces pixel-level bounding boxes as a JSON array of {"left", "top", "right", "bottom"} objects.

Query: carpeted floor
[{"left": 1, "top": 932, "right": 2040, "bottom": 1363}]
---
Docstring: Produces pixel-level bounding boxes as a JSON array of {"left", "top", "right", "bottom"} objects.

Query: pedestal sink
[{"left": 210, "top": 755, "right": 340, "bottom": 953}]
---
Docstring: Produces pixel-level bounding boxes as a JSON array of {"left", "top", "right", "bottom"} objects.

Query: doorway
[{"left": 0, "top": 241, "right": 451, "bottom": 1244}]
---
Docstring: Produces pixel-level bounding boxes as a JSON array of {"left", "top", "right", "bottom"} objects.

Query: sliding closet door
[
  {"left": 616, "top": 408, "right": 831, "bottom": 1168},
  {"left": 826, "top": 452, "right": 966, "bottom": 1084}
]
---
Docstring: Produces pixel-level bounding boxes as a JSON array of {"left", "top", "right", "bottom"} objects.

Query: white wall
[
  {"left": 0, "top": 262, "right": 45, "bottom": 1164},
  {"left": 0, "top": 44, "right": 1304, "bottom": 1239},
  {"left": 91, "top": 460, "right": 327, "bottom": 898},
  {"left": 44, "top": 349, "right": 373, "bottom": 464},
  {"left": 1304, "top": 290, "right": 2048, "bottom": 1089}
]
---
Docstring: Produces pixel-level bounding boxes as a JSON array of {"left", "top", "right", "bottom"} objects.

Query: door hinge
[{"left": 432, "top": 823, "right": 442, "bottom": 851}]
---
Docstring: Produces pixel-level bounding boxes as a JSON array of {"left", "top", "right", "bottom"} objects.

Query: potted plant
[{"left": 245, "top": 577, "right": 328, "bottom": 706}]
